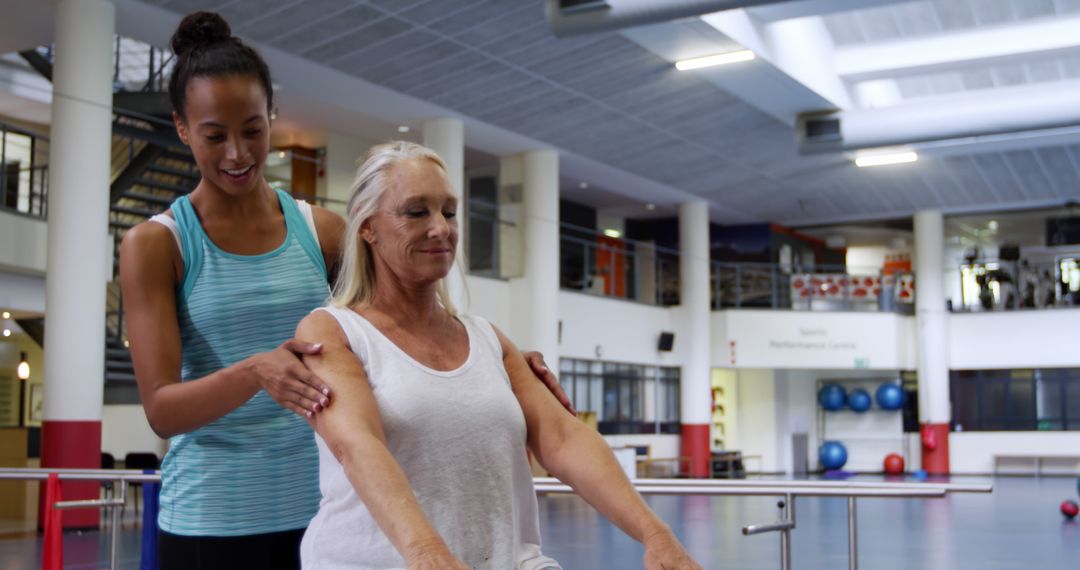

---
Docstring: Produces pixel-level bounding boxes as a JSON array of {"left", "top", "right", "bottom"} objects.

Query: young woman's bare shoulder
[{"left": 120, "top": 220, "right": 181, "bottom": 273}]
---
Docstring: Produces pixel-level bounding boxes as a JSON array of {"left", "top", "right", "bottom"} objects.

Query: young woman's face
[
  {"left": 174, "top": 75, "right": 270, "bottom": 196},
  {"left": 363, "top": 158, "right": 459, "bottom": 286}
]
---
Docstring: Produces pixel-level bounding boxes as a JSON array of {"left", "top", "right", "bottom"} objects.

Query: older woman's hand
[
  {"left": 643, "top": 528, "right": 702, "bottom": 570},
  {"left": 522, "top": 351, "right": 575, "bottom": 415}
]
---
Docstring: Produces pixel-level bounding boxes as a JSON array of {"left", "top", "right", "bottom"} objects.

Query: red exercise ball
[
  {"left": 883, "top": 453, "right": 905, "bottom": 475},
  {"left": 1061, "top": 500, "right": 1079, "bottom": 520}
]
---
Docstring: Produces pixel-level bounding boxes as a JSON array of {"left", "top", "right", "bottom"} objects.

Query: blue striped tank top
[{"left": 160, "top": 188, "right": 327, "bottom": 536}]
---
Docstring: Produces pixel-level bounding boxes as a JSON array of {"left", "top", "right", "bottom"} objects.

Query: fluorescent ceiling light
[
  {"left": 603, "top": 228, "right": 623, "bottom": 238},
  {"left": 675, "top": 50, "right": 755, "bottom": 71},
  {"left": 854, "top": 151, "right": 918, "bottom": 168}
]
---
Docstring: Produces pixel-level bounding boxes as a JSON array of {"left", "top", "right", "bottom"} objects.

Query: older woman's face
[{"left": 364, "top": 157, "right": 458, "bottom": 284}]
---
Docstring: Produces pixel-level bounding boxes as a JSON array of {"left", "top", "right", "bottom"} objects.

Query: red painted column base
[
  {"left": 39, "top": 420, "right": 102, "bottom": 529},
  {"left": 920, "top": 423, "right": 950, "bottom": 475},
  {"left": 680, "top": 423, "right": 711, "bottom": 478}
]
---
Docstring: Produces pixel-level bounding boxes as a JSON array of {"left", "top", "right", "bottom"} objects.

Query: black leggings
[{"left": 158, "top": 527, "right": 305, "bottom": 570}]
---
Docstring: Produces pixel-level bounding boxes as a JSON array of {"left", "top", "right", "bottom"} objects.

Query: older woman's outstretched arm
[
  {"left": 491, "top": 327, "right": 702, "bottom": 570},
  {"left": 296, "top": 311, "right": 467, "bottom": 570}
]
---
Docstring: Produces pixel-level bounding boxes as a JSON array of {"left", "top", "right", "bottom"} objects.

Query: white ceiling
[{"left": 2, "top": 0, "right": 1078, "bottom": 227}]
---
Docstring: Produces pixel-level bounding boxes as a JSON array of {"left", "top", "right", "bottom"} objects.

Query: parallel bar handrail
[
  {"left": 743, "top": 521, "right": 795, "bottom": 535},
  {"left": 533, "top": 476, "right": 993, "bottom": 493},
  {"left": 0, "top": 468, "right": 983, "bottom": 570},
  {"left": 0, "top": 468, "right": 161, "bottom": 484},
  {"left": 534, "top": 482, "right": 946, "bottom": 498}
]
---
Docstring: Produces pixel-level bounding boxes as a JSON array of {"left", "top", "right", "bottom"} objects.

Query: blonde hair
[{"left": 329, "top": 141, "right": 458, "bottom": 316}]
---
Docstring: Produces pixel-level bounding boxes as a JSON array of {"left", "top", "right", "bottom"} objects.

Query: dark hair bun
[{"left": 171, "top": 11, "right": 232, "bottom": 58}]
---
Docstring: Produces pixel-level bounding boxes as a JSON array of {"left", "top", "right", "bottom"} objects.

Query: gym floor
[{"left": 0, "top": 476, "right": 1075, "bottom": 569}]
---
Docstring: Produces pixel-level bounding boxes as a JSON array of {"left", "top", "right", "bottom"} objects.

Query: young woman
[
  {"left": 120, "top": 12, "right": 567, "bottom": 569},
  {"left": 296, "top": 142, "right": 702, "bottom": 570}
]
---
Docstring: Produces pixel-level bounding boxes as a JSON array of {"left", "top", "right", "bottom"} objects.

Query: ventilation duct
[
  {"left": 797, "top": 81, "right": 1080, "bottom": 154},
  {"left": 545, "top": 0, "right": 797, "bottom": 37}
]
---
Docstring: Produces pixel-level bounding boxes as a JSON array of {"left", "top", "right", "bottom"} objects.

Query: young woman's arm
[
  {"left": 119, "top": 221, "right": 331, "bottom": 438},
  {"left": 296, "top": 310, "right": 467, "bottom": 570},
  {"left": 492, "top": 326, "right": 701, "bottom": 570}
]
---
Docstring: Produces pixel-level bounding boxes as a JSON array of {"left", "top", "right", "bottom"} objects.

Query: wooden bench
[{"left": 993, "top": 454, "right": 1080, "bottom": 477}]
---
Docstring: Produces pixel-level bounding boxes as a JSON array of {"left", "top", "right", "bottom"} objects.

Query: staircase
[
  {"left": 18, "top": 39, "right": 197, "bottom": 399},
  {"left": 104, "top": 113, "right": 199, "bottom": 396}
]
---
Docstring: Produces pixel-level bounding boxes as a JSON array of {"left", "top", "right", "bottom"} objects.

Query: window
[
  {"left": 951, "top": 368, "right": 1080, "bottom": 431},
  {"left": 559, "top": 358, "right": 680, "bottom": 435}
]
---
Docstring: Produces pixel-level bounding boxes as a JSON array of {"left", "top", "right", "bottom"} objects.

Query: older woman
[{"left": 296, "top": 142, "right": 701, "bottom": 570}]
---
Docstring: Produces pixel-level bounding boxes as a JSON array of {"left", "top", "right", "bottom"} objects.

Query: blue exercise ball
[
  {"left": 875, "top": 382, "right": 905, "bottom": 411},
  {"left": 848, "top": 389, "right": 872, "bottom": 413},
  {"left": 818, "top": 384, "right": 847, "bottom": 411},
  {"left": 819, "top": 441, "right": 848, "bottom": 471}
]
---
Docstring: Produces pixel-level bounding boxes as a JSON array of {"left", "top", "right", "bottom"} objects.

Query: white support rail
[{"left": 0, "top": 469, "right": 990, "bottom": 570}]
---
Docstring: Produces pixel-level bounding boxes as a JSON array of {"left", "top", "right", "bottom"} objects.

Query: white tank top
[{"left": 300, "top": 307, "right": 561, "bottom": 570}]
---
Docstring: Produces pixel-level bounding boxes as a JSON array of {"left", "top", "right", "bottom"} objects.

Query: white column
[
  {"left": 679, "top": 200, "right": 711, "bottom": 477},
  {"left": 422, "top": 118, "right": 464, "bottom": 199},
  {"left": 513, "top": 150, "right": 560, "bottom": 363},
  {"left": 43, "top": 0, "right": 114, "bottom": 426},
  {"left": 422, "top": 119, "right": 466, "bottom": 308},
  {"left": 41, "top": 0, "right": 115, "bottom": 524},
  {"left": 914, "top": 211, "right": 949, "bottom": 423},
  {"left": 914, "top": 210, "right": 951, "bottom": 473},
  {"left": 324, "top": 130, "right": 374, "bottom": 212}
]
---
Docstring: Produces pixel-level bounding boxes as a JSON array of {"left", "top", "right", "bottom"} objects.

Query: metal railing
[
  {"left": 550, "top": 223, "right": 921, "bottom": 312},
  {"left": 535, "top": 476, "right": 992, "bottom": 570},
  {"left": 465, "top": 198, "right": 516, "bottom": 279},
  {"left": 955, "top": 259, "right": 1077, "bottom": 312},
  {"left": 712, "top": 261, "right": 916, "bottom": 313},
  {"left": 0, "top": 123, "right": 49, "bottom": 220},
  {"left": 0, "top": 468, "right": 159, "bottom": 570},
  {"left": 0, "top": 468, "right": 991, "bottom": 570},
  {"left": 560, "top": 222, "right": 681, "bottom": 306},
  {"left": 113, "top": 36, "right": 174, "bottom": 94}
]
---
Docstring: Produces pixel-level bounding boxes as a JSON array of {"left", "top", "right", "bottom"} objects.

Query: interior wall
[
  {"left": 322, "top": 130, "right": 381, "bottom": 207},
  {"left": 712, "top": 310, "right": 916, "bottom": 370},
  {"left": 463, "top": 274, "right": 511, "bottom": 332},
  {"left": 951, "top": 432, "right": 1080, "bottom": 475},
  {"left": 846, "top": 245, "right": 891, "bottom": 271},
  {"left": 950, "top": 310, "right": 1080, "bottom": 369},
  {"left": 778, "top": 369, "right": 906, "bottom": 473},
  {"left": 101, "top": 404, "right": 167, "bottom": 459},
  {"left": 735, "top": 369, "right": 781, "bottom": 473},
  {"left": 0, "top": 210, "right": 47, "bottom": 276},
  {"left": 558, "top": 291, "right": 686, "bottom": 368}
]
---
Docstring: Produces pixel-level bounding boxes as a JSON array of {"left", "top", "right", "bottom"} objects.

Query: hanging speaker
[{"left": 657, "top": 331, "right": 674, "bottom": 352}]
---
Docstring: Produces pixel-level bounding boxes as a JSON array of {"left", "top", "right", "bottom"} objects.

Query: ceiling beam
[
  {"left": 798, "top": 80, "right": 1080, "bottom": 153},
  {"left": 836, "top": 15, "right": 1080, "bottom": 82},
  {"left": 624, "top": 8, "right": 852, "bottom": 125},
  {"left": 545, "top": 0, "right": 801, "bottom": 37},
  {"left": 747, "top": 0, "right": 911, "bottom": 22}
]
